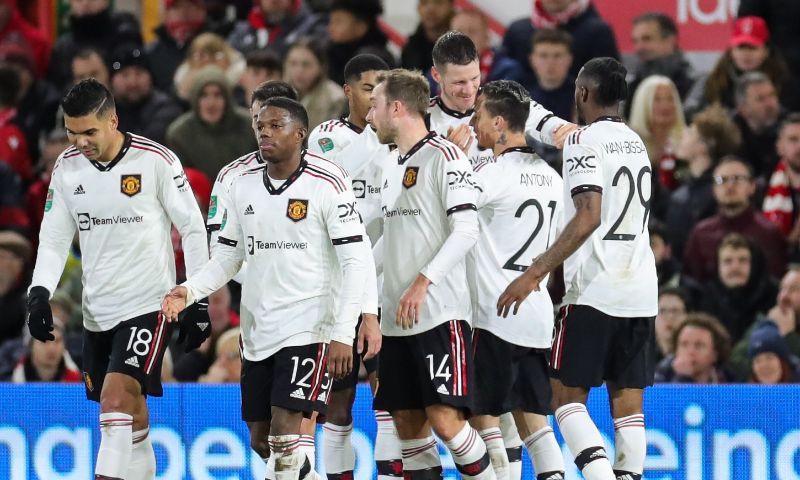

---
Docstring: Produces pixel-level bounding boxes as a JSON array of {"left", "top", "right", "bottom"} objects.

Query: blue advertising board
[{"left": 1, "top": 384, "right": 799, "bottom": 479}]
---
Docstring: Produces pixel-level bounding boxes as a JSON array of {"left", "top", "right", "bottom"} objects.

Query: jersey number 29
[{"left": 603, "top": 166, "right": 652, "bottom": 241}]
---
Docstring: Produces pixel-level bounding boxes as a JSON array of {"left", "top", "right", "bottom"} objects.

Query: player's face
[
  {"left": 366, "top": 82, "right": 397, "bottom": 145},
  {"left": 255, "top": 106, "right": 305, "bottom": 163},
  {"left": 434, "top": 61, "right": 480, "bottom": 113},
  {"left": 346, "top": 70, "right": 381, "bottom": 124},
  {"left": 656, "top": 294, "right": 685, "bottom": 355},
  {"left": 470, "top": 96, "right": 497, "bottom": 150},
  {"left": 675, "top": 325, "right": 718, "bottom": 374},
  {"left": 64, "top": 110, "right": 119, "bottom": 161},
  {"left": 752, "top": 352, "right": 783, "bottom": 384},
  {"left": 778, "top": 124, "right": 800, "bottom": 171},
  {"left": 198, "top": 83, "right": 226, "bottom": 125},
  {"left": 712, "top": 162, "right": 755, "bottom": 209},
  {"left": 717, "top": 246, "right": 751, "bottom": 288}
]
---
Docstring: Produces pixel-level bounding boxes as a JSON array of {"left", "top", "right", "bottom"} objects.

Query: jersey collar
[
  {"left": 434, "top": 97, "right": 474, "bottom": 119},
  {"left": 263, "top": 156, "right": 307, "bottom": 195},
  {"left": 498, "top": 146, "right": 537, "bottom": 158},
  {"left": 398, "top": 131, "right": 436, "bottom": 165},
  {"left": 595, "top": 116, "right": 624, "bottom": 123},
  {"left": 340, "top": 116, "right": 364, "bottom": 134},
  {"left": 88, "top": 132, "right": 131, "bottom": 172}
]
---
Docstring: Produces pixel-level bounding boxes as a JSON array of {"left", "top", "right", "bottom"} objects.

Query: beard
[{"left": 375, "top": 124, "right": 397, "bottom": 145}]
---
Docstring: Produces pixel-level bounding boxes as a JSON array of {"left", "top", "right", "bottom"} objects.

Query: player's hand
[
  {"left": 161, "top": 286, "right": 188, "bottom": 322},
  {"left": 357, "top": 313, "right": 382, "bottom": 360},
  {"left": 768, "top": 304, "right": 796, "bottom": 336},
  {"left": 671, "top": 353, "right": 695, "bottom": 378},
  {"left": 552, "top": 122, "right": 578, "bottom": 149},
  {"left": 496, "top": 267, "right": 545, "bottom": 318},
  {"left": 447, "top": 124, "right": 473, "bottom": 154},
  {"left": 397, "top": 274, "right": 431, "bottom": 329},
  {"left": 26, "top": 286, "right": 54, "bottom": 342},
  {"left": 328, "top": 340, "right": 353, "bottom": 380},
  {"left": 177, "top": 297, "right": 211, "bottom": 353}
]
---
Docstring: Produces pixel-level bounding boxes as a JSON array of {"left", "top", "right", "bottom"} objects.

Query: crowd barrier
[{"left": 1, "top": 383, "right": 799, "bottom": 479}]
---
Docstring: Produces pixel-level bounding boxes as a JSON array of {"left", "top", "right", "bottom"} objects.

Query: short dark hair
[
  {"left": 718, "top": 232, "right": 751, "bottom": 253},
  {"left": 579, "top": 57, "right": 628, "bottom": 107},
  {"left": 245, "top": 49, "right": 283, "bottom": 74},
  {"left": 0, "top": 64, "right": 21, "bottom": 107},
  {"left": 252, "top": 80, "right": 298, "bottom": 106},
  {"left": 61, "top": 78, "right": 116, "bottom": 118},
  {"left": 658, "top": 286, "right": 688, "bottom": 307},
  {"left": 672, "top": 313, "right": 731, "bottom": 366},
  {"left": 376, "top": 69, "right": 430, "bottom": 118},
  {"left": 344, "top": 54, "right": 390, "bottom": 84},
  {"left": 531, "top": 28, "right": 573, "bottom": 52},
  {"left": 330, "top": 0, "right": 382, "bottom": 22},
  {"left": 262, "top": 97, "right": 309, "bottom": 131},
  {"left": 479, "top": 80, "right": 531, "bottom": 132},
  {"left": 779, "top": 112, "right": 800, "bottom": 134},
  {"left": 633, "top": 12, "right": 677, "bottom": 38},
  {"left": 72, "top": 46, "right": 105, "bottom": 63},
  {"left": 714, "top": 154, "right": 754, "bottom": 179},
  {"left": 734, "top": 71, "right": 774, "bottom": 106},
  {"left": 432, "top": 31, "right": 478, "bottom": 70}
]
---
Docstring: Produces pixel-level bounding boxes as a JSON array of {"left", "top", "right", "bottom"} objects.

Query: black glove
[
  {"left": 177, "top": 297, "right": 210, "bottom": 352},
  {"left": 27, "top": 286, "right": 54, "bottom": 342}
]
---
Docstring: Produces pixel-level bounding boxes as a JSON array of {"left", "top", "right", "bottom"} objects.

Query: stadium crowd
[{"left": 2, "top": 0, "right": 800, "bottom": 391}]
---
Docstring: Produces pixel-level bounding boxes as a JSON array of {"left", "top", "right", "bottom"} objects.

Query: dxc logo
[
  {"left": 566, "top": 155, "right": 596, "bottom": 172},
  {"left": 447, "top": 170, "right": 476, "bottom": 187},
  {"left": 337, "top": 202, "right": 358, "bottom": 219}
]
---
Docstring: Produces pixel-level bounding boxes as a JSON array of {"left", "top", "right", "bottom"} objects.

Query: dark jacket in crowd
[
  {"left": 625, "top": 51, "right": 695, "bottom": 117},
  {"left": 327, "top": 25, "right": 395, "bottom": 85},
  {"left": 525, "top": 75, "right": 575, "bottom": 122},
  {"left": 502, "top": 4, "right": 619, "bottom": 77},
  {"left": 0, "top": 283, "right": 26, "bottom": 346},
  {"left": 654, "top": 354, "right": 733, "bottom": 384},
  {"left": 665, "top": 168, "right": 717, "bottom": 260},
  {"left": 733, "top": 110, "right": 785, "bottom": 181},
  {"left": 146, "top": 25, "right": 207, "bottom": 94},
  {"left": 401, "top": 24, "right": 436, "bottom": 74},
  {"left": 227, "top": 2, "right": 327, "bottom": 56},
  {"left": 47, "top": 8, "right": 142, "bottom": 89},
  {"left": 730, "top": 318, "right": 800, "bottom": 381},
  {"left": 117, "top": 90, "right": 183, "bottom": 146}
]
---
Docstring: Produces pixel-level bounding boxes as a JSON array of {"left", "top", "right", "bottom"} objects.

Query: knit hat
[
  {"left": 748, "top": 320, "right": 790, "bottom": 361},
  {"left": 0, "top": 230, "right": 32, "bottom": 262},
  {"left": 109, "top": 43, "right": 150, "bottom": 76}
]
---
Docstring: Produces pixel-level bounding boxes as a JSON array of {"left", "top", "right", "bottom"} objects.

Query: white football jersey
[
  {"left": 469, "top": 147, "right": 563, "bottom": 348},
  {"left": 381, "top": 132, "right": 479, "bottom": 336},
  {"left": 561, "top": 117, "right": 657, "bottom": 317},
  {"left": 307, "top": 117, "right": 363, "bottom": 158},
  {"left": 31, "top": 133, "right": 209, "bottom": 331},
  {"left": 183, "top": 153, "right": 371, "bottom": 361},
  {"left": 207, "top": 150, "right": 262, "bottom": 243}
]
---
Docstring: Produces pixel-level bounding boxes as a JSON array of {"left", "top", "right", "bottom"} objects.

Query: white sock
[
  {"left": 555, "top": 404, "right": 614, "bottom": 480},
  {"left": 323, "top": 422, "right": 355, "bottom": 475},
  {"left": 523, "top": 427, "right": 564, "bottom": 479},
  {"left": 499, "top": 413, "right": 523, "bottom": 480},
  {"left": 479, "top": 427, "right": 509, "bottom": 480},
  {"left": 270, "top": 435, "right": 314, "bottom": 480},
  {"left": 613, "top": 414, "right": 645, "bottom": 479},
  {"left": 443, "top": 423, "right": 496, "bottom": 480},
  {"left": 263, "top": 455, "right": 276, "bottom": 480},
  {"left": 95, "top": 412, "right": 133, "bottom": 478},
  {"left": 400, "top": 436, "right": 442, "bottom": 474},
  {"left": 299, "top": 434, "right": 316, "bottom": 471},
  {"left": 375, "top": 411, "right": 403, "bottom": 479},
  {"left": 126, "top": 428, "right": 156, "bottom": 480}
]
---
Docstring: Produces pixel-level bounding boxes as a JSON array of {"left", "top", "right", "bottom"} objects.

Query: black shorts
[
  {"left": 373, "top": 320, "right": 473, "bottom": 413},
  {"left": 241, "top": 343, "right": 332, "bottom": 422},
  {"left": 550, "top": 304, "right": 656, "bottom": 389},
  {"left": 82, "top": 311, "right": 172, "bottom": 402},
  {"left": 332, "top": 315, "right": 380, "bottom": 392},
  {"left": 472, "top": 328, "right": 552, "bottom": 416}
]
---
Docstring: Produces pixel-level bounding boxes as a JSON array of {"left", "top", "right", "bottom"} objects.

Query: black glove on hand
[
  {"left": 27, "top": 286, "right": 54, "bottom": 342},
  {"left": 177, "top": 297, "right": 211, "bottom": 352}
]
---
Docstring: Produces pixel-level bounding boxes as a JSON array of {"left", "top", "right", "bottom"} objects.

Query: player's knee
[
  {"left": 326, "top": 389, "right": 356, "bottom": 425},
  {"left": 99, "top": 390, "right": 136, "bottom": 414},
  {"left": 250, "top": 438, "right": 270, "bottom": 459},
  {"left": 427, "top": 409, "right": 465, "bottom": 441}
]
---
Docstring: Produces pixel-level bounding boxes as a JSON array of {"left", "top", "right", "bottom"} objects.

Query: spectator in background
[
  {"left": 628, "top": 75, "right": 686, "bottom": 192},
  {"left": 284, "top": 37, "right": 346, "bottom": 130},
  {"left": 763, "top": 114, "right": 800, "bottom": 237},
  {"left": 503, "top": 0, "right": 619, "bottom": 78},
  {"left": 694, "top": 233, "right": 777, "bottom": 343},
  {"left": 739, "top": 0, "right": 800, "bottom": 111},
  {"left": 147, "top": 0, "right": 209, "bottom": 93},
  {"left": 523, "top": 28, "right": 574, "bottom": 121},
  {"left": 24, "top": 130, "right": 69, "bottom": 239},
  {"left": 198, "top": 327, "right": 241, "bottom": 383},
  {"left": 450, "top": 9, "right": 524, "bottom": 85},
  {"left": 167, "top": 66, "right": 255, "bottom": 189},
  {"left": 684, "top": 16, "right": 789, "bottom": 119},
  {"left": 0, "top": 0, "right": 51, "bottom": 78},
  {"left": 627, "top": 13, "right": 694, "bottom": 112},
  {"left": 666, "top": 106, "right": 741, "bottom": 259},
  {"left": 238, "top": 49, "right": 283, "bottom": 105},
  {"left": 654, "top": 313, "right": 733, "bottom": 384},
  {"left": 11, "top": 316, "right": 81, "bottom": 383},
  {"left": 327, "top": 0, "right": 394, "bottom": 86},
  {"left": 746, "top": 320, "right": 800, "bottom": 383},
  {"left": 0, "top": 162, "right": 26, "bottom": 233},
  {"left": 47, "top": 0, "right": 141, "bottom": 90},
  {"left": 650, "top": 221, "right": 681, "bottom": 288},
  {"left": 110, "top": 44, "right": 182, "bottom": 145},
  {"left": 174, "top": 32, "right": 246, "bottom": 102},
  {"left": 0, "top": 230, "right": 29, "bottom": 345},
  {"left": 733, "top": 72, "right": 785, "bottom": 180},
  {"left": 0, "top": 64, "right": 31, "bottom": 182},
  {"left": 401, "top": 0, "right": 454, "bottom": 75},
  {"left": 655, "top": 287, "right": 688, "bottom": 363},
  {"left": 683, "top": 156, "right": 787, "bottom": 283},
  {"left": 69, "top": 47, "right": 109, "bottom": 87},
  {"left": 228, "top": 0, "right": 327, "bottom": 55}
]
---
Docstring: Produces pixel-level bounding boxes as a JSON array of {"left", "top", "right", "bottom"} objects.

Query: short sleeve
[{"left": 562, "top": 133, "right": 603, "bottom": 197}]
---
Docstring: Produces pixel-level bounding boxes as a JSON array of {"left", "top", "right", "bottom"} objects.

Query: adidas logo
[
  {"left": 74, "top": 185, "right": 85, "bottom": 195},
  {"left": 244, "top": 204, "right": 254, "bottom": 215},
  {"left": 317, "top": 390, "right": 328, "bottom": 403},
  {"left": 197, "top": 322, "right": 209, "bottom": 331},
  {"left": 290, "top": 387, "right": 306, "bottom": 399},
  {"left": 436, "top": 384, "right": 449, "bottom": 395},
  {"left": 125, "top": 356, "right": 140, "bottom": 368}
]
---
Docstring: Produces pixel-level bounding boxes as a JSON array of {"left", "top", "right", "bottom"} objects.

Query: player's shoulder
[
  {"left": 303, "top": 151, "right": 349, "bottom": 194},
  {"left": 215, "top": 150, "right": 261, "bottom": 184},
  {"left": 423, "top": 133, "right": 467, "bottom": 164},
  {"left": 473, "top": 157, "right": 497, "bottom": 174},
  {"left": 128, "top": 133, "right": 180, "bottom": 167},
  {"left": 228, "top": 162, "right": 265, "bottom": 189}
]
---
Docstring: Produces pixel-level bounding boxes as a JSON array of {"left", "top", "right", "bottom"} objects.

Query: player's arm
[
  {"left": 498, "top": 140, "right": 602, "bottom": 317},
  {"left": 357, "top": 234, "right": 381, "bottom": 360},
  {"left": 524, "top": 101, "right": 576, "bottom": 149},
  {"left": 156, "top": 153, "right": 209, "bottom": 277},
  {"left": 28, "top": 160, "right": 75, "bottom": 341}
]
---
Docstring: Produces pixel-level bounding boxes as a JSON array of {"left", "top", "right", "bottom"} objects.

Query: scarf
[
  {"left": 479, "top": 49, "right": 495, "bottom": 83},
  {"left": 763, "top": 161, "right": 796, "bottom": 235},
  {"left": 531, "top": 0, "right": 591, "bottom": 29}
]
